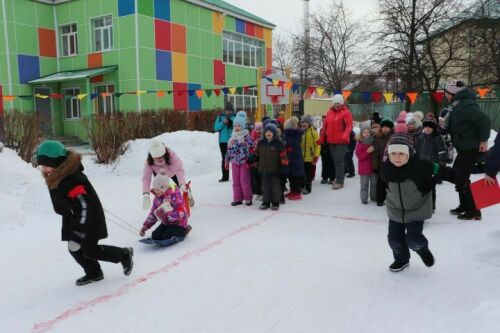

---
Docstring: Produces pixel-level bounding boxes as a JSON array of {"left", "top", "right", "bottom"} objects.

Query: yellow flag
[
  {"left": 136, "top": 90, "right": 147, "bottom": 95},
  {"left": 76, "top": 93, "right": 88, "bottom": 100},
  {"left": 272, "top": 79, "right": 280, "bottom": 87},
  {"left": 383, "top": 93, "right": 394, "bottom": 104},
  {"left": 229, "top": 87, "right": 237, "bottom": 95},
  {"left": 35, "top": 94, "right": 49, "bottom": 99},
  {"left": 316, "top": 87, "right": 325, "bottom": 96}
]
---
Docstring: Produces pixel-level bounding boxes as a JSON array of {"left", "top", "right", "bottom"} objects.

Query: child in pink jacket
[
  {"left": 140, "top": 170, "right": 191, "bottom": 241},
  {"left": 355, "top": 126, "right": 377, "bottom": 204}
]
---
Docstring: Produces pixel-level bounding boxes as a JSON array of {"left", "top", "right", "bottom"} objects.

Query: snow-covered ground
[{"left": 1, "top": 130, "right": 499, "bottom": 333}]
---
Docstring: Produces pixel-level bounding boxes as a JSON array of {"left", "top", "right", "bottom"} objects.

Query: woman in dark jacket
[
  {"left": 284, "top": 116, "right": 305, "bottom": 200},
  {"left": 37, "top": 140, "right": 134, "bottom": 286}
]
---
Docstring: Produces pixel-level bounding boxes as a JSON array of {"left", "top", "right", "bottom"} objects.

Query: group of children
[{"left": 223, "top": 110, "right": 321, "bottom": 211}]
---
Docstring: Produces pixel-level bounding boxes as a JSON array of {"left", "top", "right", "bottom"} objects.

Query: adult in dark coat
[
  {"left": 37, "top": 141, "right": 134, "bottom": 286},
  {"left": 213, "top": 101, "right": 235, "bottom": 182},
  {"left": 445, "top": 80, "right": 491, "bottom": 220},
  {"left": 485, "top": 132, "right": 499, "bottom": 186}
]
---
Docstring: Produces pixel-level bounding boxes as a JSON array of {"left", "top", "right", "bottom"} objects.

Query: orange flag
[
  {"left": 477, "top": 88, "right": 491, "bottom": 98},
  {"left": 283, "top": 82, "right": 293, "bottom": 90},
  {"left": 342, "top": 90, "right": 352, "bottom": 101},
  {"left": 157, "top": 91, "right": 166, "bottom": 97},
  {"left": 406, "top": 92, "right": 418, "bottom": 104},
  {"left": 195, "top": 90, "right": 204, "bottom": 98},
  {"left": 2, "top": 96, "right": 15, "bottom": 101}
]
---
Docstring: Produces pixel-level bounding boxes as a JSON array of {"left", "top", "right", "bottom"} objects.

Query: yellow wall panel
[
  {"left": 172, "top": 52, "right": 188, "bottom": 83},
  {"left": 263, "top": 28, "right": 272, "bottom": 47},
  {"left": 212, "top": 11, "right": 224, "bottom": 34}
]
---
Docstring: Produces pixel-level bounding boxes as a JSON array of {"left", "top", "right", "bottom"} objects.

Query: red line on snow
[
  {"left": 32, "top": 212, "right": 278, "bottom": 333},
  {"left": 200, "top": 202, "right": 385, "bottom": 224}
]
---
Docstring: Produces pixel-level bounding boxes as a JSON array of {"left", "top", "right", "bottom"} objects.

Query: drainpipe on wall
[
  {"left": 134, "top": 0, "right": 141, "bottom": 111},
  {"left": 1, "top": 0, "right": 13, "bottom": 109}
]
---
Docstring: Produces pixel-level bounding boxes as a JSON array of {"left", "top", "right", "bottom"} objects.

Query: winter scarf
[
  {"left": 381, "top": 155, "right": 435, "bottom": 196},
  {"left": 229, "top": 129, "right": 250, "bottom": 145},
  {"left": 44, "top": 151, "right": 82, "bottom": 190}
]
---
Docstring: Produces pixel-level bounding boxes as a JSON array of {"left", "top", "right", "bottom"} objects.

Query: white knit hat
[
  {"left": 152, "top": 169, "right": 170, "bottom": 191},
  {"left": 149, "top": 140, "right": 166, "bottom": 158},
  {"left": 332, "top": 94, "right": 344, "bottom": 105},
  {"left": 445, "top": 80, "right": 466, "bottom": 95}
]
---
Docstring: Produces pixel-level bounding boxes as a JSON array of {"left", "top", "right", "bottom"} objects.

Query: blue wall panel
[
  {"left": 188, "top": 83, "right": 201, "bottom": 111},
  {"left": 18, "top": 55, "right": 40, "bottom": 84},
  {"left": 156, "top": 50, "right": 172, "bottom": 81},
  {"left": 118, "top": 0, "right": 135, "bottom": 16},
  {"left": 154, "top": 0, "right": 170, "bottom": 21}
]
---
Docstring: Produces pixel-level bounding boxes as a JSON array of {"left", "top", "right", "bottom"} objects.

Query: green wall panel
[
  {"left": 187, "top": 55, "right": 201, "bottom": 83},
  {"left": 84, "top": 0, "right": 101, "bottom": 21},
  {"left": 75, "top": 24, "right": 88, "bottom": 55},
  {"left": 100, "top": 0, "right": 118, "bottom": 17},
  {"left": 199, "top": 7, "right": 212, "bottom": 31},
  {"left": 140, "top": 80, "right": 158, "bottom": 109},
  {"left": 138, "top": 0, "right": 154, "bottom": 17},
  {"left": 170, "top": 0, "right": 187, "bottom": 25},
  {"left": 138, "top": 15, "right": 154, "bottom": 48},
  {"left": 187, "top": 27, "right": 201, "bottom": 56},
  {"left": 139, "top": 48, "right": 155, "bottom": 80},
  {"left": 118, "top": 48, "right": 137, "bottom": 81},
  {"left": 36, "top": 3, "right": 55, "bottom": 29},
  {"left": 118, "top": 16, "right": 135, "bottom": 48},
  {"left": 200, "top": 30, "right": 213, "bottom": 58},
  {"left": 212, "top": 34, "right": 222, "bottom": 60},
  {"left": 156, "top": 81, "right": 173, "bottom": 109},
  {"left": 185, "top": 3, "right": 199, "bottom": 28},
  {"left": 12, "top": 0, "right": 35, "bottom": 25},
  {"left": 9, "top": 55, "right": 19, "bottom": 84},
  {"left": 68, "top": 0, "right": 86, "bottom": 25},
  {"left": 56, "top": 3, "right": 70, "bottom": 23},
  {"left": 202, "top": 93, "right": 223, "bottom": 110},
  {"left": 118, "top": 80, "right": 139, "bottom": 110},
  {"left": 72, "top": 56, "right": 87, "bottom": 70},
  {"left": 15, "top": 25, "right": 38, "bottom": 55},
  {"left": 224, "top": 16, "right": 236, "bottom": 32},
  {"left": 40, "top": 58, "right": 57, "bottom": 76},
  {"left": 200, "top": 58, "right": 213, "bottom": 85},
  {"left": 102, "top": 50, "right": 119, "bottom": 66}
]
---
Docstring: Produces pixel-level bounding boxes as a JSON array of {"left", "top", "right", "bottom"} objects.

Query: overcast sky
[{"left": 226, "top": 0, "right": 379, "bottom": 36}]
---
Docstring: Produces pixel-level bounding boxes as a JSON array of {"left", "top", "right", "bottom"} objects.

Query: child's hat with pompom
[
  {"left": 233, "top": 110, "right": 247, "bottom": 128},
  {"left": 152, "top": 169, "right": 170, "bottom": 192}
]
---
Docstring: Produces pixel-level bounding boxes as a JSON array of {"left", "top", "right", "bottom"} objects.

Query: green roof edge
[{"left": 199, "top": 0, "right": 276, "bottom": 28}]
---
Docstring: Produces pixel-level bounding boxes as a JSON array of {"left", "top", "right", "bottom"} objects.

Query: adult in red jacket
[{"left": 319, "top": 94, "right": 353, "bottom": 189}]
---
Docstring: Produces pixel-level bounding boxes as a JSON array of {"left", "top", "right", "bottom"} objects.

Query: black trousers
[
  {"left": 251, "top": 167, "right": 262, "bottom": 195},
  {"left": 152, "top": 224, "right": 187, "bottom": 240},
  {"left": 261, "top": 174, "right": 282, "bottom": 204},
  {"left": 69, "top": 237, "right": 126, "bottom": 278},
  {"left": 304, "top": 162, "right": 314, "bottom": 191},
  {"left": 453, "top": 149, "right": 480, "bottom": 212},
  {"left": 219, "top": 143, "right": 229, "bottom": 180},
  {"left": 344, "top": 151, "right": 355, "bottom": 176},
  {"left": 388, "top": 220, "right": 428, "bottom": 262},
  {"left": 289, "top": 175, "right": 304, "bottom": 194},
  {"left": 321, "top": 144, "right": 335, "bottom": 180},
  {"left": 375, "top": 172, "right": 387, "bottom": 204}
]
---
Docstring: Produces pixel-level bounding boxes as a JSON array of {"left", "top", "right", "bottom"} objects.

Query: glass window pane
[
  {"left": 223, "top": 39, "right": 228, "bottom": 62},
  {"left": 235, "top": 42, "right": 242, "bottom": 65},
  {"left": 65, "top": 98, "right": 71, "bottom": 118},
  {"left": 71, "top": 24, "right": 76, "bottom": 32},
  {"left": 62, "top": 25, "right": 69, "bottom": 34},
  {"left": 243, "top": 44, "right": 251, "bottom": 66},
  {"left": 228, "top": 41, "right": 234, "bottom": 63},
  {"left": 69, "top": 35, "right": 75, "bottom": 55},
  {"left": 95, "top": 30, "right": 101, "bottom": 51},
  {"left": 109, "top": 27, "right": 113, "bottom": 49},
  {"left": 103, "top": 29, "right": 109, "bottom": 50},
  {"left": 62, "top": 35, "right": 68, "bottom": 56},
  {"left": 105, "top": 16, "right": 112, "bottom": 25},
  {"left": 257, "top": 47, "right": 263, "bottom": 66}
]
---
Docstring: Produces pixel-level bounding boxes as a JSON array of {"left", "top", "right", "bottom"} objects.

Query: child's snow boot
[
  {"left": 389, "top": 261, "right": 409, "bottom": 272},
  {"left": 259, "top": 203, "right": 270, "bottom": 210},
  {"left": 76, "top": 271, "right": 104, "bottom": 286},
  {"left": 271, "top": 203, "right": 279, "bottom": 211},
  {"left": 121, "top": 247, "right": 134, "bottom": 276},
  {"left": 287, "top": 192, "right": 302, "bottom": 200},
  {"left": 231, "top": 201, "right": 243, "bottom": 206},
  {"left": 417, "top": 248, "right": 434, "bottom": 267},
  {"left": 457, "top": 210, "right": 481, "bottom": 221}
]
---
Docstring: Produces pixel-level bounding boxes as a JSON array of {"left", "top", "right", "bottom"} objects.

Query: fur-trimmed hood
[{"left": 44, "top": 151, "right": 83, "bottom": 190}]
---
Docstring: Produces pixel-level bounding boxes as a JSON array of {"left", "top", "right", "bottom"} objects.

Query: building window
[
  {"left": 94, "top": 84, "right": 115, "bottom": 114},
  {"left": 223, "top": 32, "right": 263, "bottom": 68},
  {"left": 64, "top": 88, "right": 81, "bottom": 119},
  {"left": 60, "top": 23, "right": 78, "bottom": 57},
  {"left": 92, "top": 15, "right": 113, "bottom": 52},
  {"left": 225, "top": 89, "right": 258, "bottom": 113}
]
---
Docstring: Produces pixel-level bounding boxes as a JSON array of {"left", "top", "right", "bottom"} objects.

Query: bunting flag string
[
  {"left": 76, "top": 93, "right": 88, "bottom": 101},
  {"left": 316, "top": 87, "right": 325, "bottom": 97},
  {"left": 229, "top": 87, "right": 237, "bottom": 95},
  {"left": 371, "top": 92, "right": 383, "bottom": 103},
  {"left": 157, "top": 91, "right": 165, "bottom": 97},
  {"left": 477, "top": 87, "right": 491, "bottom": 98},
  {"left": 396, "top": 92, "right": 406, "bottom": 102},
  {"left": 406, "top": 92, "right": 419, "bottom": 104},
  {"left": 431, "top": 91, "right": 444, "bottom": 104},
  {"left": 383, "top": 92, "right": 394, "bottom": 104},
  {"left": 195, "top": 90, "right": 204, "bottom": 99},
  {"left": 342, "top": 90, "right": 352, "bottom": 102}
]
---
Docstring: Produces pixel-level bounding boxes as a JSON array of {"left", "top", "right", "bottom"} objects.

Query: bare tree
[
  {"left": 374, "top": 0, "right": 465, "bottom": 93},
  {"left": 272, "top": 33, "right": 300, "bottom": 76}
]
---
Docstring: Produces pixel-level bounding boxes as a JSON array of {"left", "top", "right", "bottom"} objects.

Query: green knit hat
[
  {"left": 380, "top": 117, "right": 394, "bottom": 129},
  {"left": 36, "top": 140, "right": 67, "bottom": 167}
]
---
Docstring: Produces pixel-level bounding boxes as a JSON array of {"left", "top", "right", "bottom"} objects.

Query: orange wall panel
[
  {"left": 171, "top": 23, "right": 186, "bottom": 53},
  {"left": 38, "top": 28, "right": 56, "bottom": 58},
  {"left": 88, "top": 53, "right": 103, "bottom": 68},
  {"left": 255, "top": 25, "right": 264, "bottom": 39}
]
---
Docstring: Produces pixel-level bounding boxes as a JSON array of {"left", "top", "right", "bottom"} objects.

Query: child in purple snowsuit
[
  {"left": 225, "top": 111, "right": 255, "bottom": 206},
  {"left": 140, "top": 170, "right": 191, "bottom": 240}
]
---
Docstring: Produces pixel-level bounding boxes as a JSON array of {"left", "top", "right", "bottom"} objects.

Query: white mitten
[{"left": 142, "top": 194, "right": 151, "bottom": 210}]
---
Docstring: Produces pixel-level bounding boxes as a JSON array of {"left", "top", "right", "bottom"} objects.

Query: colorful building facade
[{"left": 0, "top": 0, "right": 274, "bottom": 140}]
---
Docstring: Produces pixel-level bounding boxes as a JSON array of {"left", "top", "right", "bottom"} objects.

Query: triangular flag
[
  {"left": 371, "top": 92, "right": 383, "bottom": 103},
  {"left": 266, "top": 77, "right": 273, "bottom": 83},
  {"left": 157, "top": 91, "right": 165, "bottom": 97},
  {"left": 214, "top": 89, "right": 221, "bottom": 96},
  {"left": 2, "top": 96, "right": 15, "bottom": 101},
  {"left": 222, "top": 88, "right": 229, "bottom": 95},
  {"left": 18, "top": 95, "right": 33, "bottom": 99},
  {"left": 115, "top": 93, "right": 124, "bottom": 98},
  {"left": 90, "top": 93, "right": 99, "bottom": 100},
  {"left": 136, "top": 90, "right": 147, "bottom": 95},
  {"left": 272, "top": 79, "right": 280, "bottom": 87},
  {"left": 205, "top": 90, "right": 213, "bottom": 97},
  {"left": 277, "top": 80, "right": 285, "bottom": 87},
  {"left": 229, "top": 87, "right": 237, "bottom": 95},
  {"left": 477, "top": 87, "right": 491, "bottom": 98},
  {"left": 76, "top": 93, "right": 88, "bottom": 100},
  {"left": 188, "top": 90, "right": 195, "bottom": 97},
  {"left": 167, "top": 91, "right": 173, "bottom": 95},
  {"left": 334, "top": 89, "right": 341, "bottom": 95},
  {"left": 383, "top": 92, "right": 394, "bottom": 104},
  {"left": 283, "top": 82, "right": 292, "bottom": 90},
  {"left": 292, "top": 84, "right": 300, "bottom": 92},
  {"left": 307, "top": 87, "right": 316, "bottom": 95},
  {"left": 342, "top": 90, "right": 352, "bottom": 101},
  {"left": 49, "top": 93, "right": 63, "bottom": 99},
  {"left": 243, "top": 86, "right": 250, "bottom": 93},
  {"left": 195, "top": 89, "right": 204, "bottom": 98},
  {"left": 406, "top": 92, "right": 418, "bottom": 104},
  {"left": 101, "top": 92, "right": 112, "bottom": 97},
  {"left": 361, "top": 92, "right": 371, "bottom": 103},
  {"left": 396, "top": 92, "right": 406, "bottom": 102},
  {"left": 176, "top": 90, "right": 185, "bottom": 96},
  {"left": 35, "top": 93, "right": 49, "bottom": 99},
  {"left": 316, "top": 87, "right": 325, "bottom": 96},
  {"left": 146, "top": 90, "right": 156, "bottom": 94},
  {"left": 236, "top": 87, "right": 243, "bottom": 95},
  {"left": 431, "top": 91, "right": 444, "bottom": 104}
]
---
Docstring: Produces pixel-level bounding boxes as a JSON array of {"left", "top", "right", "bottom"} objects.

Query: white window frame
[
  {"left": 63, "top": 87, "right": 81, "bottom": 120},
  {"left": 94, "top": 83, "right": 115, "bottom": 115},
  {"left": 223, "top": 31, "right": 263, "bottom": 68},
  {"left": 60, "top": 23, "right": 78, "bottom": 57},
  {"left": 226, "top": 89, "right": 258, "bottom": 112},
  {"left": 91, "top": 15, "right": 113, "bottom": 52}
]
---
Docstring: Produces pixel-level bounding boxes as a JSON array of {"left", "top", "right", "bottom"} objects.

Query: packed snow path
[{"left": 1, "top": 131, "right": 499, "bottom": 333}]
